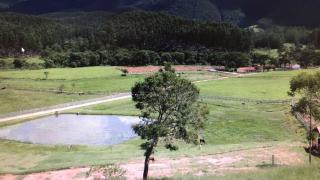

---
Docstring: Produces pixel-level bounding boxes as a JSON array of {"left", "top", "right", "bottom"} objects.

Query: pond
[{"left": 0, "top": 114, "right": 140, "bottom": 145}]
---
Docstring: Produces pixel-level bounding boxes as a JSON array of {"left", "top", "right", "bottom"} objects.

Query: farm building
[
  {"left": 282, "top": 64, "right": 301, "bottom": 70},
  {"left": 211, "top": 66, "right": 225, "bottom": 71},
  {"left": 292, "top": 64, "right": 301, "bottom": 70},
  {"left": 237, "top": 67, "right": 256, "bottom": 73}
]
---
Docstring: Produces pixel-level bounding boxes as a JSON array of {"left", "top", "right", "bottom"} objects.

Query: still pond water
[{"left": 0, "top": 114, "right": 140, "bottom": 145}]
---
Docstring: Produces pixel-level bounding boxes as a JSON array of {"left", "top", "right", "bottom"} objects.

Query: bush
[
  {"left": 120, "top": 69, "right": 129, "bottom": 76},
  {"left": 132, "top": 50, "right": 151, "bottom": 66},
  {"left": 171, "top": 52, "right": 185, "bottom": 64},
  {"left": 13, "top": 59, "right": 25, "bottom": 69},
  {"left": 0, "top": 59, "right": 6, "bottom": 68},
  {"left": 161, "top": 52, "right": 173, "bottom": 64}
]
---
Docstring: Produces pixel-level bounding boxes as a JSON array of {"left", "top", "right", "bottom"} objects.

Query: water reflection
[{"left": 0, "top": 115, "right": 140, "bottom": 145}]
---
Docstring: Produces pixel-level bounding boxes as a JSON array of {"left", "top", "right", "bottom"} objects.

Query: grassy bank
[{"left": 175, "top": 163, "right": 320, "bottom": 180}]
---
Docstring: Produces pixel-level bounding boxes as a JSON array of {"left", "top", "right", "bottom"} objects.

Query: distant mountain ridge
[{"left": 3, "top": 0, "right": 320, "bottom": 27}]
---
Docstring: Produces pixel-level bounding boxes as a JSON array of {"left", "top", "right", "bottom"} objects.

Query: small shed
[
  {"left": 292, "top": 64, "right": 301, "bottom": 70},
  {"left": 237, "top": 67, "right": 256, "bottom": 73}
]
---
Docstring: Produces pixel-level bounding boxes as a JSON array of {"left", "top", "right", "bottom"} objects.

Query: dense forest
[
  {"left": 0, "top": 11, "right": 252, "bottom": 67},
  {"left": 0, "top": 11, "right": 320, "bottom": 69}
]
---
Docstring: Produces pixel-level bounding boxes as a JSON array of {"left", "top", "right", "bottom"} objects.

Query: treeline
[
  {"left": 43, "top": 49, "right": 252, "bottom": 69},
  {"left": 278, "top": 45, "right": 320, "bottom": 68}
]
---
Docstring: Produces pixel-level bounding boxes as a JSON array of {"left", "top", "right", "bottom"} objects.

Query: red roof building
[{"left": 237, "top": 67, "right": 256, "bottom": 73}]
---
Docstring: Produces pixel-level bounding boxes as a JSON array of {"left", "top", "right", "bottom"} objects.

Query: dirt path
[
  {"left": 120, "top": 144, "right": 304, "bottom": 179},
  {"left": 0, "top": 143, "right": 305, "bottom": 180},
  {"left": 0, "top": 93, "right": 131, "bottom": 123}
]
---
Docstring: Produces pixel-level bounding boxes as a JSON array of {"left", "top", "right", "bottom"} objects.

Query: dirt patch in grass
[
  {"left": 120, "top": 144, "right": 304, "bottom": 179},
  {"left": 0, "top": 143, "right": 305, "bottom": 180}
]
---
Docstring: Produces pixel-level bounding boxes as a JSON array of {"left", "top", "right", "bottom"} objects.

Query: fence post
[{"left": 272, "top": 155, "right": 275, "bottom": 166}]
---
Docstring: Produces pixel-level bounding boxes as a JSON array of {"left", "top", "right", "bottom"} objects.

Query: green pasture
[
  {"left": 253, "top": 48, "right": 279, "bottom": 59},
  {"left": 0, "top": 56, "right": 44, "bottom": 69},
  {"left": 0, "top": 98, "right": 303, "bottom": 174},
  {"left": 198, "top": 70, "right": 318, "bottom": 100},
  {"left": 0, "top": 67, "right": 315, "bottom": 175},
  {"left": 0, "top": 67, "right": 144, "bottom": 114},
  {"left": 0, "top": 89, "right": 98, "bottom": 114},
  {"left": 0, "top": 67, "right": 226, "bottom": 114}
]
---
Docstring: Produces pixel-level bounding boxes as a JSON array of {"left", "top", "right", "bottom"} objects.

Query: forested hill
[
  {"left": 7, "top": 0, "right": 222, "bottom": 22},
  {"left": 0, "top": 12, "right": 66, "bottom": 55},
  {"left": 105, "top": 11, "right": 251, "bottom": 51},
  {"left": 0, "top": 11, "right": 251, "bottom": 56},
  {"left": 3, "top": 0, "right": 320, "bottom": 27}
]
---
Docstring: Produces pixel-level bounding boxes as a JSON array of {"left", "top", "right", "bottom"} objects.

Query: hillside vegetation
[
  {"left": 4, "top": 0, "right": 320, "bottom": 27},
  {"left": 0, "top": 11, "right": 251, "bottom": 56}
]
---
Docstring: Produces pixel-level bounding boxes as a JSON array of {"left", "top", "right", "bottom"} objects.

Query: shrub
[
  {"left": 13, "top": 59, "right": 25, "bottom": 69},
  {"left": 120, "top": 68, "right": 129, "bottom": 76}
]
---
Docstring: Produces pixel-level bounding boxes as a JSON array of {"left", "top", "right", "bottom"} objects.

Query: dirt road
[{"left": 0, "top": 93, "right": 131, "bottom": 123}]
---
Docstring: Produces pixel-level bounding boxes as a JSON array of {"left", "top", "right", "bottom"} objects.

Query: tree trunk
[
  {"left": 143, "top": 143, "right": 155, "bottom": 180},
  {"left": 309, "top": 105, "right": 312, "bottom": 164}
]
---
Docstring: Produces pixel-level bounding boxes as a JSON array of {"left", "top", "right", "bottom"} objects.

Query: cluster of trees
[
  {"left": 278, "top": 45, "right": 320, "bottom": 68},
  {"left": 43, "top": 48, "right": 253, "bottom": 69},
  {"left": 253, "top": 26, "right": 312, "bottom": 49}
]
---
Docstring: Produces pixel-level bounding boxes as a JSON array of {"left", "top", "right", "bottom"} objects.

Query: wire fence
[
  {"left": 293, "top": 111, "right": 310, "bottom": 130},
  {"left": 200, "top": 96, "right": 292, "bottom": 104}
]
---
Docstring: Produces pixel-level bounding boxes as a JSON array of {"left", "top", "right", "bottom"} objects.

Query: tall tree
[
  {"left": 289, "top": 71, "right": 320, "bottom": 164},
  {"left": 131, "top": 66, "right": 209, "bottom": 179}
]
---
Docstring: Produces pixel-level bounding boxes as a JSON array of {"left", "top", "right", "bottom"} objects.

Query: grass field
[
  {"left": 0, "top": 67, "right": 227, "bottom": 114},
  {"left": 253, "top": 48, "right": 279, "bottom": 59},
  {"left": 0, "top": 98, "right": 305, "bottom": 174},
  {"left": 71, "top": 98, "right": 304, "bottom": 144},
  {"left": 0, "top": 68, "right": 316, "bottom": 176},
  {"left": 0, "top": 56, "right": 44, "bottom": 69},
  {"left": 197, "top": 70, "right": 317, "bottom": 100},
  {"left": 0, "top": 67, "right": 144, "bottom": 114},
  {"left": 0, "top": 66, "right": 144, "bottom": 92}
]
